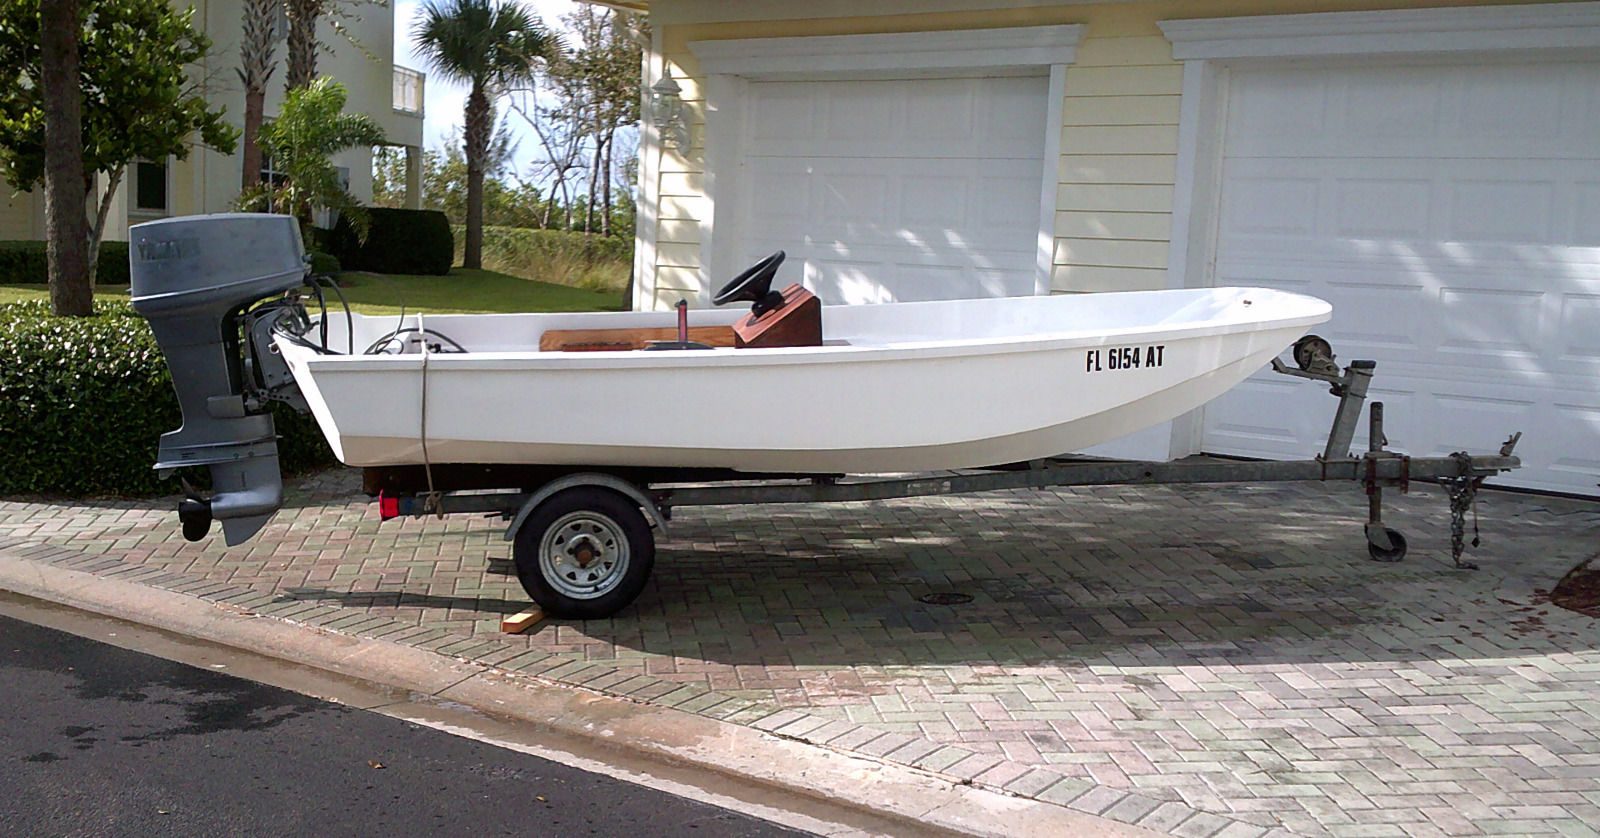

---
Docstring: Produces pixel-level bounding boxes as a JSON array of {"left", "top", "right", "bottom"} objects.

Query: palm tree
[
  {"left": 235, "top": 78, "right": 386, "bottom": 241},
  {"left": 284, "top": 0, "right": 324, "bottom": 91},
  {"left": 413, "top": 0, "right": 560, "bottom": 269},
  {"left": 237, "top": 0, "right": 278, "bottom": 189}
]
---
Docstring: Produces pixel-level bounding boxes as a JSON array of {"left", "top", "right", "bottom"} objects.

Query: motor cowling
[{"left": 129, "top": 214, "right": 309, "bottom": 545}]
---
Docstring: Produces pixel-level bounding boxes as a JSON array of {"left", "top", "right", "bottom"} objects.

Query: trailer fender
[{"left": 503, "top": 472, "right": 668, "bottom": 542}]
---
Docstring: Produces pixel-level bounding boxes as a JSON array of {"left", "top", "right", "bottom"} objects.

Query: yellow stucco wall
[
  {"left": 0, "top": 191, "right": 44, "bottom": 241},
  {"left": 642, "top": 0, "right": 1569, "bottom": 308}
]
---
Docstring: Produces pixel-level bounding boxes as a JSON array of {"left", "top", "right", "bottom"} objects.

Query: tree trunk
[
  {"left": 87, "top": 168, "right": 124, "bottom": 287},
  {"left": 238, "top": 0, "right": 276, "bottom": 187},
  {"left": 463, "top": 83, "right": 493, "bottom": 270},
  {"left": 585, "top": 134, "right": 599, "bottom": 236},
  {"left": 41, "top": 0, "right": 91, "bottom": 317},
  {"left": 601, "top": 129, "right": 613, "bottom": 237},
  {"left": 285, "top": 0, "right": 321, "bottom": 91},
  {"left": 563, "top": 179, "right": 573, "bottom": 231},
  {"left": 241, "top": 86, "right": 266, "bottom": 188}
]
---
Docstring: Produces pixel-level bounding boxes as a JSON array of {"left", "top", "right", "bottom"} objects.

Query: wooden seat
[{"left": 538, "top": 325, "right": 735, "bottom": 352}]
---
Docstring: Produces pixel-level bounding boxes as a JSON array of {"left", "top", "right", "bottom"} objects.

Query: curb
[{"left": 0, "top": 542, "right": 1206, "bottom": 838}]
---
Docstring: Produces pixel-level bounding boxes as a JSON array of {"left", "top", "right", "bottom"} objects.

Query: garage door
[
  {"left": 735, "top": 75, "right": 1046, "bottom": 304},
  {"left": 1201, "top": 59, "right": 1600, "bottom": 496}
]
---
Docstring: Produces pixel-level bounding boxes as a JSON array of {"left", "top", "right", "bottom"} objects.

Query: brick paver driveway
[{"left": 3, "top": 470, "right": 1597, "bottom": 837}]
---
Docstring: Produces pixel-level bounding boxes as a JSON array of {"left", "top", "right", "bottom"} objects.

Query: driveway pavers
[{"left": 2, "top": 468, "right": 1596, "bottom": 837}]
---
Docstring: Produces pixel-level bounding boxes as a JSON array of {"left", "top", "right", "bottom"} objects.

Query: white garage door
[
  {"left": 1201, "top": 59, "right": 1600, "bottom": 496},
  {"left": 735, "top": 75, "right": 1047, "bottom": 304}
]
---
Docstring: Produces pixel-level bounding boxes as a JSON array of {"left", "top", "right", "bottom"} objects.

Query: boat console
[
  {"left": 711, "top": 250, "right": 822, "bottom": 349},
  {"left": 538, "top": 250, "right": 823, "bottom": 351}
]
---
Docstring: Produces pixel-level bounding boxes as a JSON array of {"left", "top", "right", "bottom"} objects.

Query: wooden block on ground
[
  {"left": 732, "top": 284, "right": 822, "bottom": 349},
  {"left": 539, "top": 325, "right": 735, "bottom": 352},
  {"left": 500, "top": 609, "right": 544, "bottom": 634}
]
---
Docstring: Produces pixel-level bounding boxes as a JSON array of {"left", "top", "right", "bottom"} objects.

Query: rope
[{"left": 418, "top": 313, "right": 443, "bottom": 518}]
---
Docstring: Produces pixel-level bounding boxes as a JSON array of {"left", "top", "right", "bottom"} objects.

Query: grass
[
  {"left": 333, "top": 268, "right": 627, "bottom": 315},
  {"left": 0, "top": 267, "right": 629, "bottom": 314},
  {"left": 467, "top": 226, "right": 633, "bottom": 293}
]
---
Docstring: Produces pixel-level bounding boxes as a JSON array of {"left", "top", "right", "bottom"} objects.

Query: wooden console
[{"left": 732, "top": 284, "right": 822, "bottom": 349}]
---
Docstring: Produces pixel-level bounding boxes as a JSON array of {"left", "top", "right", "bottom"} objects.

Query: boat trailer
[
  {"left": 125, "top": 214, "right": 1520, "bottom": 620},
  {"left": 371, "top": 337, "right": 1521, "bottom": 619}
]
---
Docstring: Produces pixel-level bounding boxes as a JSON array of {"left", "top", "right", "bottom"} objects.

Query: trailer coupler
[{"left": 1430, "top": 433, "right": 1523, "bottom": 569}]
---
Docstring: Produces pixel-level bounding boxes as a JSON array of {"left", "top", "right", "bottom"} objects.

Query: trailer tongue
[{"left": 129, "top": 213, "right": 1521, "bottom": 619}]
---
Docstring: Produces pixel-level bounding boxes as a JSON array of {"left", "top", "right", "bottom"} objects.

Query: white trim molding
[
  {"left": 1159, "top": 1, "right": 1600, "bottom": 61},
  {"left": 685, "top": 25, "right": 1084, "bottom": 305},
  {"left": 631, "top": 24, "right": 666, "bottom": 311},
  {"left": 689, "top": 25, "right": 1083, "bottom": 80}
]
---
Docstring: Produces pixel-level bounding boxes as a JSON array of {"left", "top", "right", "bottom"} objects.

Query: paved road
[{"left": 0, "top": 615, "right": 812, "bottom": 838}]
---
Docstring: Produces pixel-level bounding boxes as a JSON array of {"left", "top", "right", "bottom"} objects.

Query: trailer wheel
[
  {"left": 1366, "top": 527, "right": 1408, "bottom": 563},
  {"left": 512, "top": 488, "right": 655, "bottom": 619}
]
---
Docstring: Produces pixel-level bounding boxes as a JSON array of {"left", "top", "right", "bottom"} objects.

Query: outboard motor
[{"left": 130, "top": 214, "right": 311, "bottom": 546}]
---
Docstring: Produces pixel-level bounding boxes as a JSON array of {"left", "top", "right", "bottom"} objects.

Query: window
[
  {"left": 133, "top": 160, "right": 167, "bottom": 213},
  {"left": 260, "top": 151, "right": 288, "bottom": 189}
]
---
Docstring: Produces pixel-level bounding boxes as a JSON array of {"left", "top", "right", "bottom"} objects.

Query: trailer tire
[{"left": 512, "top": 487, "right": 655, "bottom": 619}]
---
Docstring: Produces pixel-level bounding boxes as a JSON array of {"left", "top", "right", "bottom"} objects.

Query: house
[
  {"left": 0, "top": 0, "right": 425, "bottom": 241},
  {"left": 612, "top": 0, "right": 1600, "bottom": 497}
]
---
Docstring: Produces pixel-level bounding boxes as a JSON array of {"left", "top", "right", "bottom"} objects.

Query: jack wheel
[
  {"left": 512, "top": 487, "right": 655, "bottom": 619},
  {"left": 1367, "top": 528, "right": 1408, "bottom": 563}
]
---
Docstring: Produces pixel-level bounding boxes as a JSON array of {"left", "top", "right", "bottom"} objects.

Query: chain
[{"left": 1443, "top": 452, "right": 1482, "bottom": 570}]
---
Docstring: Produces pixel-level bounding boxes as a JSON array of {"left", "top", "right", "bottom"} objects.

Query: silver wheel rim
[{"left": 538, "top": 511, "right": 631, "bottom": 600}]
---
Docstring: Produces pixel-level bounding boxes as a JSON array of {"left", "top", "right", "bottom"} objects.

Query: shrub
[
  {"left": 308, "top": 251, "right": 341, "bottom": 276},
  {"left": 330, "top": 208, "right": 452, "bottom": 275},
  {"left": 310, "top": 226, "right": 335, "bottom": 252},
  {"left": 0, "top": 240, "right": 132, "bottom": 285},
  {"left": 0, "top": 299, "right": 335, "bottom": 497},
  {"left": 468, "top": 226, "right": 632, "bottom": 291}
]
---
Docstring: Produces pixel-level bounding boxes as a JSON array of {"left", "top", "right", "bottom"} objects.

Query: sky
[{"left": 392, "top": 0, "right": 588, "bottom": 178}]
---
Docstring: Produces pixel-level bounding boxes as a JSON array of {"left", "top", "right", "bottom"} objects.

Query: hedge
[
  {"left": 329, "top": 208, "right": 452, "bottom": 275},
  {"left": 0, "top": 299, "right": 335, "bottom": 497},
  {"left": 0, "top": 240, "right": 132, "bottom": 285}
]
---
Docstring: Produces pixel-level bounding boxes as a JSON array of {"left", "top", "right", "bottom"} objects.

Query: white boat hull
[{"left": 278, "top": 288, "right": 1331, "bottom": 473}]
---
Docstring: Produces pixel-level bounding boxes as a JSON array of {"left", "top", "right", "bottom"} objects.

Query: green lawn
[{"left": 0, "top": 267, "right": 628, "bottom": 314}]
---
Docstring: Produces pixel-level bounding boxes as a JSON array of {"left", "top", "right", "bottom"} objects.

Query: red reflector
[{"left": 379, "top": 492, "right": 399, "bottom": 520}]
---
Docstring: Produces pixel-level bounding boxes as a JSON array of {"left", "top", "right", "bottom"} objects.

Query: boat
[
  {"left": 125, "top": 215, "right": 1524, "bottom": 615},
  {"left": 276, "top": 286, "right": 1332, "bottom": 474}
]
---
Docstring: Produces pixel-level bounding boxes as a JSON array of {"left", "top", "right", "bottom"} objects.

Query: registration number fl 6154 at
[{"left": 1086, "top": 345, "right": 1165, "bottom": 373}]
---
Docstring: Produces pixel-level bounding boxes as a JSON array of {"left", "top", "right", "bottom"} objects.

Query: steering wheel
[{"left": 713, "top": 251, "right": 787, "bottom": 317}]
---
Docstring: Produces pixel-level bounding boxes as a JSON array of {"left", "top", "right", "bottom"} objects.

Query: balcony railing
[{"left": 393, "top": 66, "right": 424, "bottom": 116}]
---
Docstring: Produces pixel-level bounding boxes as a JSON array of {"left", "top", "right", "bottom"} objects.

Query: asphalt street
[{"left": 0, "top": 614, "right": 813, "bottom": 838}]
